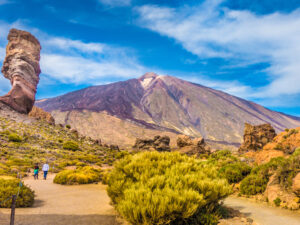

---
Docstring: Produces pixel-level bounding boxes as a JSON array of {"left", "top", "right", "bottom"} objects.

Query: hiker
[
  {"left": 34, "top": 163, "right": 39, "bottom": 180},
  {"left": 42, "top": 162, "right": 49, "bottom": 180}
]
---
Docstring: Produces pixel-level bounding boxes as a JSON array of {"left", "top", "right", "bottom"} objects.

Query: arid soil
[{"left": 0, "top": 174, "right": 121, "bottom": 225}]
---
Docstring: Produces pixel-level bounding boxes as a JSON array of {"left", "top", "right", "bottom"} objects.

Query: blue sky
[{"left": 0, "top": 0, "right": 300, "bottom": 116}]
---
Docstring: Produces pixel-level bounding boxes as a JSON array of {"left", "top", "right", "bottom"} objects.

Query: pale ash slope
[{"left": 36, "top": 73, "right": 300, "bottom": 148}]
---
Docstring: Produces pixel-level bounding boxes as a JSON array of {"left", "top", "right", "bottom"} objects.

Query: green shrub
[
  {"left": 208, "top": 150, "right": 251, "bottom": 184},
  {"left": 0, "top": 178, "right": 34, "bottom": 208},
  {"left": 240, "top": 157, "right": 287, "bottom": 195},
  {"left": 240, "top": 174, "right": 269, "bottom": 195},
  {"left": 53, "top": 166, "right": 101, "bottom": 185},
  {"left": 209, "top": 150, "right": 233, "bottom": 161},
  {"left": 8, "top": 133, "right": 22, "bottom": 142},
  {"left": 276, "top": 154, "right": 300, "bottom": 188},
  {"left": 66, "top": 124, "right": 71, "bottom": 129},
  {"left": 219, "top": 162, "right": 251, "bottom": 184},
  {"left": 63, "top": 141, "right": 79, "bottom": 151},
  {"left": 101, "top": 169, "right": 111, "bottom": 185},
  {"left": 273, "top": 197, "right": 281, "bottom": 207},
  {"left": 107, "top": 151, "right": 232, "bottom": 225},
  {"left": 293, "top": 148, "right": 300, "bottom": 157}
]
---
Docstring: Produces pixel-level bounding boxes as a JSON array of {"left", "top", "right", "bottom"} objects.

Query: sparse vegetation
[
  {"left": 0, "top": 117, "right": 122, "bottom": 178},
  {"left": 107, "top": 151, "right": 232, "bottom": 225},
  {"left": 54, "top": 166, "right": 102, "bottom": 185},
  {"left": 273, "top": 197, "right": 281, "bottom": 207},
  {"left": 0, "top": 178, "right": 34, "bottom": 208},
  {"left": 240, "top": 153, "right": 300, "bottom": 195}
]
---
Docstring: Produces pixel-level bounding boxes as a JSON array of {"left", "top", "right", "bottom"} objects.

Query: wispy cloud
[
  {"left": 181, "top": 75, "right": 252, "bottom": 99},
  {"left": 136, "top": 1, "right": 300, "bottom": 99},
  {"left": 97, "top": 0, "right": 131, "bottom": 7},
  {"left": 40, "top": 53, "right": 145, "bottom": 84},
  {"left": 40, "top": 36, "right": 146, "bottom": 84}
]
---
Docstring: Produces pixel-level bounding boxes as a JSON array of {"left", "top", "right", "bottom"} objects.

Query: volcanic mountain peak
[
  {"left": 36, "top": 73, "right": 300, "bottom": 149},
  {"left": 138, "top": 72, "right": 165, "bottom": 90},
  {"left": 139, "top": 72, "right": 158, "bottom": 80}
]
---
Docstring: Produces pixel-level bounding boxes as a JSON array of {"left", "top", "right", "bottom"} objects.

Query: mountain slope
[{"left": 36, "top": 73, "right": 300, "bottom": 148}]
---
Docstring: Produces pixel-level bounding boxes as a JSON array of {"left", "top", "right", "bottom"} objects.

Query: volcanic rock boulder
[
  {"left": 239, "top": 123, "right": 276, "bottom": 152},
  {"left": 176, "top": 135, "right": 211, "bottom": 156},
  {"left": 177, "top": 135, "right": 193, "bottom": 147},
  {"left": 133, "top": 135, "right": 170, "bottom": 152},
  {"left": 0, "top": 28, "right": 41, "bottom": 114},
  {"left": 153, "top": 135, "right": 170, "bottom": 151},
  {"left": 28, "top": 106, "right": 55, "bottom": 125}
]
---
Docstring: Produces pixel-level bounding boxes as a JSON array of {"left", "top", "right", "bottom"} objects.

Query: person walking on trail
[
  {"left": 42, "top": 162, "right": 49, "bottom": 180},
  {"left": 34, "top": 163, "right": 39, "bottom": 180}
]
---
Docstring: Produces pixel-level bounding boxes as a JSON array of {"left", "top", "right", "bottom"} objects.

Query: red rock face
[{"left": 0, "top": 28, "right": 41, "bottom": 114}]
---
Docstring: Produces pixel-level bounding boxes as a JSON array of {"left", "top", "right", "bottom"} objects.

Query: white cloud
[
  {"left": 40, "top": 36, "right": 147, "bottom": 83},
  {"left": 182, "top": 76, "right": 252, "bottom": 98},
  {"left": 40, "top": 53, "right": 145, "bottom": 84},
  {"left": 137, "top": 1, "right": 300, "bottom": 98},
  {"left": 97, "top": 0, "right": 131, "bottom": 7},
  {"left": 44, "top": 37, "right": 106, "bottom": 54}
]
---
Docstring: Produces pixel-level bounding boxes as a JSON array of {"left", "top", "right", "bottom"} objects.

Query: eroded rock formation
[
  {"left": 239, "top": 123, "right": 276, "bottom": 152},
  {"left": 28, "top": 106, "right": 55, "bottom": 125},
  {"left": 0, "top": 28, "right": 41, "bottom": 114},
  {"left": 176, "top": 135, "right": 211, "bottom": 156},
  {"left": 133, "top": 135, "right": 170, "bottom": 151}
]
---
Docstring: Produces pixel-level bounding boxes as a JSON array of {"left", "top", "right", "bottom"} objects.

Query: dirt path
[
  {"left": 224, "top": 197, "right": 300, "bottom": 225},
  {"left": 0, "top": 174, "right": 121, "bottom": 225}
]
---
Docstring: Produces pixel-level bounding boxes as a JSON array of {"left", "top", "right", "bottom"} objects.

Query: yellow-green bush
[
  {"left": 53, "top": 166, "right": 101, "bottom": 185},
  {"left": 239, "top": 156, "right": 298, "bottom": 195},
  {"left": 8, "top": 133, "right": 22, "bottom": 142},
  {"left": 63, "top": 141, "right": 79, "bottom": 151},
  {"left": 208, "top": 150, "right": 251, "bottom": 184},
  {"left": 107, "top": 151, "right": 232, "bottom": 225},
  {"left": 219, "top": 162, "right": 251, "bottom": 184},
  {"left": 0, "top": 178, "right": 34, "bottom": 208},
  {"left": 240, "top": 174, "right": 269, "bottom": 195}
]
